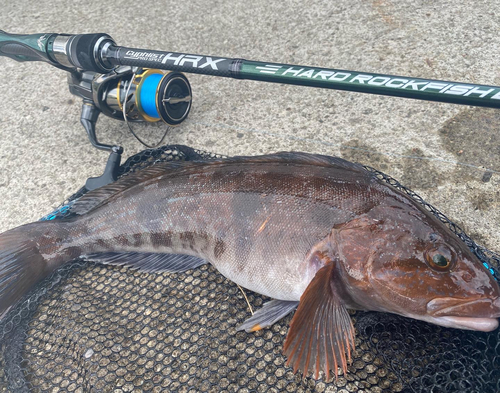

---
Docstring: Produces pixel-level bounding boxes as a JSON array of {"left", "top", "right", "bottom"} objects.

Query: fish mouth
[{"left": 426, "top": 297, "right": 500, "bottom": 332}]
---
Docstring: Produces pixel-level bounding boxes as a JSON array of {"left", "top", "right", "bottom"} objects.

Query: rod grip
[{"left": 0, "top": 30, "right": 56, "bottom": 63}]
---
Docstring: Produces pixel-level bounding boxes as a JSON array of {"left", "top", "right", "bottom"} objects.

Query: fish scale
[
  {"left": 61, "top": 159, "right": 376, "bottom": 300},
  {"left": 0, "top": 151, "right": 498, "bottom": 380}
]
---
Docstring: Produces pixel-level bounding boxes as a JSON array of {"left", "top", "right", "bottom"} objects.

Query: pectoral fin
[
  {"left": 237, "top": 300, "right": 299, "bottom": 332},
  {"left": 82, "top": 252, "right": 207, "bottom": 273},
  {"left": 283, "top": 262, "right": 355, "bottom": 380}
]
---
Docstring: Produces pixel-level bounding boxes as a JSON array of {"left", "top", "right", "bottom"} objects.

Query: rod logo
[
  {"left": 124, "top": 50, "right": 226, "bottom": 70},
  {"left": 37, "top": 34, "right": 50, "bottom": 51},
  {"left": 254, "top": 65, "right": 500, "bottom": 100}
]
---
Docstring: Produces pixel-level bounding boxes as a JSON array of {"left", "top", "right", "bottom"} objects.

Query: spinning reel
[{"left": 68, "top": 65, "right": 192, "bottom": 189}]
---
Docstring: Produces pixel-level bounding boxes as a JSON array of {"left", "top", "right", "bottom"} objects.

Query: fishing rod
[{"left": 2, "top": 31, "right": 500, "bottom": 188}]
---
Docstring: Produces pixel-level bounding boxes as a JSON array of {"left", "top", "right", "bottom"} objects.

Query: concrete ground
[{"left": 0, "top": 0, "right": 498, "bottom": 254}]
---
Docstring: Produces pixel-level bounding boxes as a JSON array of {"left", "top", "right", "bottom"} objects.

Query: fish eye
[
  {"left": 432, "top": 254, "right": 449, "bottom": 267},
  {"left": 425, "top": 244, "right": 455, "bottom": 271}
]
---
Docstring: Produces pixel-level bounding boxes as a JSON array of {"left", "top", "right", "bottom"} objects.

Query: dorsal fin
[
  {"left": 232, "top": 151, "right": 366, "bottom": 172},
  {"left": 71, "top": 160, "right": 186, "bottom": 214},
  {"left": 71, "top": 150, "right": 367, "bottom": 215}
]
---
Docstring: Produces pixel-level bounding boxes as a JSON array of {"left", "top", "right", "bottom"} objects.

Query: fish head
[{"left": 335, "top": 201, "right": 500, "bottom": 332}]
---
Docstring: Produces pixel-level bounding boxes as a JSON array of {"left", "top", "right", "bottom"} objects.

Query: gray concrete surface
[{"left": 0, "top": 0, "right": 498, "bottom": 253}]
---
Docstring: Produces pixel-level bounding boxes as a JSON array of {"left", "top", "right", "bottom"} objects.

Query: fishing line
[{"left": 122, "top": 70, "right": 171, "bottom": 149}]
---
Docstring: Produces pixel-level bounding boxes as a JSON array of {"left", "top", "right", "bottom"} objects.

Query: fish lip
[
  {"left": 428, "top": 316, "right": 499, "bottom": 332},
  {"left": 427, "top": 297, "right": 500, "bottom": 318}
]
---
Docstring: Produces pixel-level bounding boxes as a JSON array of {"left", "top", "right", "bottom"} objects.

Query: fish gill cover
[{"left": 0, "top": 145, "right": 499, "bottom": 393}]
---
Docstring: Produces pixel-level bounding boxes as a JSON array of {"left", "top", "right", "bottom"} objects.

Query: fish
[{"left": 0, "top": 151, "right": 499, "bottom": 380}]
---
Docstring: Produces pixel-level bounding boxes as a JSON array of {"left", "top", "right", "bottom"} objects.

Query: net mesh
[{"left": 0, "top": 145, "right": 498, "bottom": 393}]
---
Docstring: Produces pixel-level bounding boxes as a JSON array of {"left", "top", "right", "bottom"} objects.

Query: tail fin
[{"left": 0, "top": 220, "right": 75, "bottom": 319}]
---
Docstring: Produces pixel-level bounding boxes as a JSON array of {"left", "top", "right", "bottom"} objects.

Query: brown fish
[{"left": 0, "top": 152, "right": 499, "bottom": 380}]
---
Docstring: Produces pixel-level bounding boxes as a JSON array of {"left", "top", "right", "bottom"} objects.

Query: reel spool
[{"left": 100, "top": 67, "right": 192, "bottom": 126}]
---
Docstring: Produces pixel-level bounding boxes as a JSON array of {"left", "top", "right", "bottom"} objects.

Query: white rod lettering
[
  {"left": 161, "top": 53, "right": 185, "bottom": 65},
  {"left": 443, "top": 85, "right": 473, "bottom": 95},
  {"left": 351, "top": 74, "right": 373, "bottom": 84},
  {"left": 329, "top": 72, "right": 351, "bottom": 81},
  {"left": 385, "top": 78, "right": 409, "bottom": 88},
  {"left": 402, "top": 80, "right": 428, "bottom": 90},
  {"left": 439, "top": 84, "right": 452, "bottom": 93},
  {"left": 420, "top": 82, "right": 448, "bottom": 91},
  {"left": 282, "top": 67, "right": 304, "bottom": 76},
  {"left": 313, "top": 70, "right": 335, "bottom": 79},
  {"left": 490, "top": 91, "right": 500, "bottom": 99},
  {"left": 298, "top": 69, "right": 315, "bottom": 78},
  {"left": 179, "top": 55, "right": 203, "bottom": 67},
  {"left": 367, "top": 76, "right": 391, "bottom": 86},
  {"left": 463, "top": 87, "right": 495, "bottom": 98},
  {"left": 199, "top": 57, "right": 226, "bottom": 70}
]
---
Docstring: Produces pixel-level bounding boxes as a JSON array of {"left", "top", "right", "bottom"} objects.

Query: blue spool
[{"left": 139, "top": 73, "right": 163, "bottom": 119}]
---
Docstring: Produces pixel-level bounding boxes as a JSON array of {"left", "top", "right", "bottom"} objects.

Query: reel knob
[{"left": 157, "top": 72, "right": 192, "bottom": 126}]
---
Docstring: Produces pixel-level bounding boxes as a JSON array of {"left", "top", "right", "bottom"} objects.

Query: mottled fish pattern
[{"left": 0, "top": 152, "right": 499, "bottom": 380}]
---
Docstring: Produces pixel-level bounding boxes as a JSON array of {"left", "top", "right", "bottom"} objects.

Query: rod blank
[{"left": 105, "top": 45, "right": 500, "bottom": 109}]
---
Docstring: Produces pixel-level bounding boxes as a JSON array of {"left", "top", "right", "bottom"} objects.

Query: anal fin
[
  {"left": 283, "top": 262, "right": 355, "bottom": 380},
  {"left": 237, "top": 299, "right": 299, "bottom": 332},
  {"left": 82, "top": 252, "right": 207, "bottom": 273}
]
